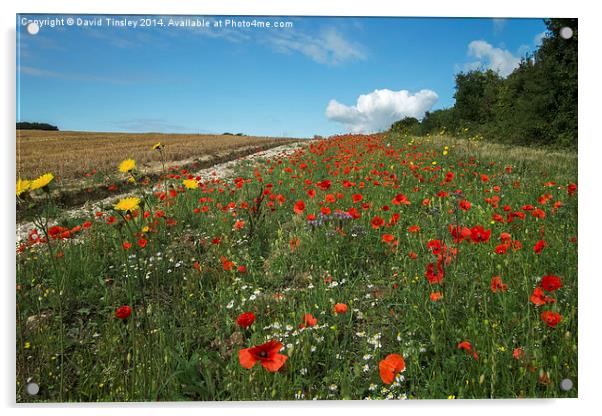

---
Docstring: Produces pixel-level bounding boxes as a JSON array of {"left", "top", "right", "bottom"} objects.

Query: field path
[{"left": 16, "top": 141, "right": 306, "bottom": 242}]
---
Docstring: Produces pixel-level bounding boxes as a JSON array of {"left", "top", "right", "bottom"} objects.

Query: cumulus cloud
[
  {"left": 325, "top": 89, "right": 438, "bottom": 133},
  {"left": 466, "top": 40, "right": 520, "bottom": 77}
]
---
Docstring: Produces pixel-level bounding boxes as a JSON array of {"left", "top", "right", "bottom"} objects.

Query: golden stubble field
[{"left": 16, "top": 130, "right": 301, "bottom": 181}]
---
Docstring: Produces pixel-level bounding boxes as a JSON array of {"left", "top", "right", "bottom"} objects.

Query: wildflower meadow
[{"left": 15, "top": 132, "right": 577, "bottom": 401}]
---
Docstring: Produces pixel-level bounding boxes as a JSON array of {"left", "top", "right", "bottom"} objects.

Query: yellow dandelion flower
[
  {"left": 152, "top": 142, "right": 162, "bottom": 150},
  {"left": 118, "top": 159, "right": 136, "bottom": 173},
  {"left": 29, "top": 173, "right": 54, "bottom": 191},
  {"left": 114, "top": 197, "right": 140, "bottom": 212},
  {"left": 182, "top": 179, "right": 198, "bottom": 190},
  {"left": 16, "top": 179, "right": 31, "bottom": 196},
  {"left": 448, "top": 395, "right": 456, "bottom": 399},
  {"left": 443, "top": 150, "right": 448, "bottom": 156}
]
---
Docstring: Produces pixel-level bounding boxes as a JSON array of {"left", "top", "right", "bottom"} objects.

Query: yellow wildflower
[
  {"left": 29, "top": 173, "right": 54, "bottom": 191},
  {"left": 16, "top": 179, "right": 31, "bottom": 196},
  {"left": 182, "top": 179, "right": 198, "bottom": 190},
  {"left": 114, "top": 197, "right": 140, "bottom": 212},
  {"left": 118, "top": 159, "right": 136, "bottom": 173}
]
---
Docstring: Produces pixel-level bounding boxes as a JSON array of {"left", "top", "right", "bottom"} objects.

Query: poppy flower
[
  {"left": 221, "top": 256, "right": 235, "bottom": 271},
  {"left": 352, "top": 194, "right": 363, "bottom": 203},
  {"left": 122, "top": 241, "right": 132, "bottom": 250},
  {"left": 430, "top": 292, "right": 443, "bottom": 301},
  {"left": 238, "top": 340, "right": 288, "bottom": 372},
  {"left": 381, "top": 234, "right": 396, "bottom": 244},
  {"left": 530, "top": 287, "right": 556, "bottom": 306},
  {"left": 459, "top": 200, "right": 471, "bottom": 211},
  {"left": 533, "top": 239, "right": 546, "bottom": 254},
  {"left": 379, "top": 354, "right": 406, "bottom": 384},
  {"left": 137, "top": 238, "right": 147, "bottom": 248},
  {"left": 317, "top": 180, "right": 332, "bottom": 191},
  {"left": 293, "top": 200, "right": 306, "bottom": 215},
  {"left": 449, "top": 225, "right": 471, "bottom": 243},
  {"left": 457, "top": 340, "right": 478, "bottom": 360},
  {"left": 299, "top": 313, "right": 318, "bottom": 328},
  {"left": 236, "top": 312, "right": 255, "bottom": 328},
  {"left": 334, "top": 303, "right": 348, "bottom": 314},
  {"left": 115, "top": 305, "right": 132, "bottom": 320},
  {"left": 490, "top": 276, "right": 508, "bottom": 293},
  {"left": 540, "top": 310, "right": 562, "bottom": 327},
  {"left": 540, "top": 275, "right": 563, "bottom": 292},
  {"left": 425, "top": 261, "right": 444, "bottom": 284},
  {"left": 371, "top": 216, "right": 385, "bottom": 229},
  {"left": 391, "top": 194, "right": 411, "bottom": 205},
  {"left": 513, "top": 347, "right": 525, "bottom": 360},
  {"left": 567, "top": 183, "right": 577, "bottom": 195},
  {"left": 470, "top": 226, "right": 491, "bottom": 243},
  {"left": 238, "top": 265, "right": 247, "bottom": 273},
  {"left": 407, "top": 225, "right": 420, "bottom": 233}
]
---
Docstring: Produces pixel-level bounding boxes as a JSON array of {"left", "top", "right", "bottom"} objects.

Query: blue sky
[{"left": 16, "top": 15, "right": 547, "bottom": 138}]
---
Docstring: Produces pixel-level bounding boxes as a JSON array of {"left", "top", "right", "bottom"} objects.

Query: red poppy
[
  {"left": 430, "top": 292, "right": 443, "bottom": 301},
  {"left": 299, "top": 313, "right": 318, "bottom": 328},
  {"left": 236, "top": 312, "right": 255, "bottom": 328},
  {"left": 379, "top": 354, "right": 406, "bottom": 384},
  {"left": 530, "top": 287, "right": 556, "bottom": 306},
  {"left": 391, "top": 194, "right": 411, "bottom": 205},
  {"left": 352, "top": 194, "right": 363, "bottom": 203},
  {"left": 334, "top": 303, "right": 348, "bottom": 314},
  {"left": 457, "top": 340, "right": 479, "bottom": 360},
  {"left": 459, "top": 200, "right": 471, "bottom": 211},
  {"left": 316, "top": 180, "right": 332, "bottom": 191},
  {"left": 407, "top": 225, "right": 420, "bottom": 233},
  {"left": 137, "top": 238, "right": 147, "bottom": 248},
  {"left": 533, "top": 239, "right": 546, "bottom": 254},
  {"left": 238, "top": 340, "right": 288, "bottom": 372},
  {"left": 513, "top": 347, "right": 525, "bottom": 360},
  {"left": 490, "top": 276, "right": 508, "bottom": 293},
  {"left": 115, "top": 305, "right": 132, "bottom": 320},
  {"left": 371, "top": 216, "right": 385, "bottom": 229},
  {"left": 470, "top": 226, "right": 491, "bottom": 243},
  {"left": 540, "top": 275, "right": 563, "bottom": 292},
  {"left": 425, "top": 261, "right": 444, "bottom": 284},
  {"left": 122, "top": 241, "right": 132, "bottom": 250},
  {"left": 381, "top": 234, "right": 396, "bottom": 244},
  {"left": 321, "top": 207, "right": 331, "bottom": 215},
  {"left": 567, "top": 183, "right": 577, "bottom": 195},
  {"left": 238, "top": 265, "right": 247, "bottom": 273},
  {"left": 449, "top": 225, "right": 472, "bottom": 243},
  {"left": 540, "top": 310, "right": 562, "bottom": 327},
  {"left": 293, "top": 200, "right": 306, "bottom": 215},
  {"left": 221, "top": 256, "right": 235, "bottom": 271}
]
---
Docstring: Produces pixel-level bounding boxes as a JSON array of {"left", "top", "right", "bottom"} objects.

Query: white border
[{"left": 3, "top": 1, "right": 600, "bottom": 415}]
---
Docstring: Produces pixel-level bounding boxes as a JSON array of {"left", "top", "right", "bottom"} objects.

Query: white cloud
[
  {"left": 466, "top": 40, "right": 520, "bottom": 77},
  {"left": 325, "top": 89, "right": 438, "bottom": 133},
  {"left": 268, "top": 28, "right": 365, "bottom": 65}
]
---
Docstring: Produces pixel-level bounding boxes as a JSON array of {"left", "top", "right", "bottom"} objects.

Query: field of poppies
[{"left": 15, "top": 133, "right": 578, "bottom": 401}]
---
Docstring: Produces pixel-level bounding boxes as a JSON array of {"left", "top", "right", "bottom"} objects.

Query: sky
[{"left": 16, "top": 15, "right": 548, "bottom": 138}]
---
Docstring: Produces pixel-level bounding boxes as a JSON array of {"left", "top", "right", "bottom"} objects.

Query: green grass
[{"left": 16, "top": 133, "right": 577, "bottom": 401}]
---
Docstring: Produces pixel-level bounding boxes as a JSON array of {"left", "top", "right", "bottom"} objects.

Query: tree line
[{"left": 391, "top": 18, "right": 577, "bottom": 149}]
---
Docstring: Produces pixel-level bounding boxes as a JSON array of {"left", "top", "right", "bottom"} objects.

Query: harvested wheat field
[{"left": 16, "top": 130, "right": 301, "bottom": 181}]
